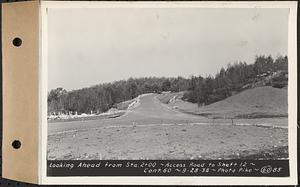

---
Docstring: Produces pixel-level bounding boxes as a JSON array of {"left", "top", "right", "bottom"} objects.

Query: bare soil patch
[{"left": 48, "top": 123, "right": 288, "bottom": 160}]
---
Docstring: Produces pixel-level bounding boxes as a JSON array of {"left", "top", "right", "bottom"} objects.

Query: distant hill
[{"left": 182, "top": 55, "right": 288, "bottom": 106}]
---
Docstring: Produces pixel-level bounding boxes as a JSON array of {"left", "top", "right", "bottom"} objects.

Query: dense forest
[{"left": 48, "top": 55, "right": 288, "bottom": 115}]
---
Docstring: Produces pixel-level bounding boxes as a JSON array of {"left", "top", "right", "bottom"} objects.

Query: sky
[{"left": 48, "top": 8, "right": 289, "bottom": 91}]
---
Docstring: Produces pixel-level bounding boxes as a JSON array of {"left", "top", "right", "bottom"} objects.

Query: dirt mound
[{"left": 201, "top": 86, "right": 287, "bottom": 118}]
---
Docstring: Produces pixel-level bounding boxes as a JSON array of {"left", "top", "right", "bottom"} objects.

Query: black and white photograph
[
  {"left": 1, "top": 0, "right": 298, "bottom": 185},
  {"left": 45, "top": 2, "right": 294, "bottom": 177}
]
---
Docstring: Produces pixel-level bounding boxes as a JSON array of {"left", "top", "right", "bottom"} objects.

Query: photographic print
[
  {"left": 1, "top": 0, "right": 296, "bottom": 185},
  {"left": 43, "top": 2, "right": 296, "bottom": 182}
]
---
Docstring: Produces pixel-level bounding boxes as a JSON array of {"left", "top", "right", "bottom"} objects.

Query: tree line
[
  {"left": 48, "top": 55, "right": 288, "bottom": 115},
  {"left": 183, "top": 55, "right": 288, "bottom": 106},
  {"left": 48, "top": 77, "right": 190, "bottom": 114}
]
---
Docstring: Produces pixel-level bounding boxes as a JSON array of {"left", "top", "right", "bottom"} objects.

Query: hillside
[
  {"left": 48, "top": 55, "right": 287, "bottom": 116},
  {"left": 158, "top": 86, "right": 288, "bottom": 119}
]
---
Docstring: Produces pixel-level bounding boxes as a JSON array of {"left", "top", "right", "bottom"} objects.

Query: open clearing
[{"left": 48, "top": 91, "right": 288, "bottom": 160}]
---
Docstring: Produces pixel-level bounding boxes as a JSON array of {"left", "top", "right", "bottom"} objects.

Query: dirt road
[
  {"left": 48, "top": 94, "right": 288, "bottom": 160},
  {"left": 48, "top": 94, "right": 209, "bottom": 135},
  {"left": 48, "top": 94, "right": 287, "bottom": 134}
]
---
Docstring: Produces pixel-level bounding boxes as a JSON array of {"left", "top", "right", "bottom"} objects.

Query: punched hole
[
  {"left": 12, "top": 37, "right": 22, "bottom": 47},
  {"left": 12, "top": 140, "right": 21, "bottom": 149}
]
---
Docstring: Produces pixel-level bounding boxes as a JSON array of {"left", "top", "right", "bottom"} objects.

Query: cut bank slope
[{"left": 158, "top": 86, "right": 287, "bottom": 119}]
